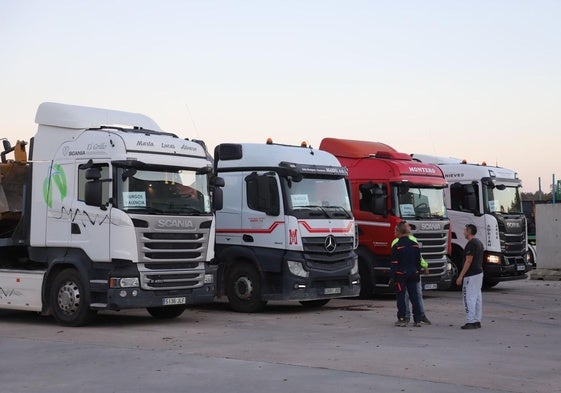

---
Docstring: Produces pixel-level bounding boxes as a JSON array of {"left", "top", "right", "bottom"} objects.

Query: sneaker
[
  {"left": 461, "top": 323, "right": 478, "bottom": 330},
  {"left": 404, "top": 317, "right": 411, "bottom": 324},
  {"left": 420, "top": 315, "right": 432, "bottom": 325},
  {"left": 395, "top": 318, "right": 408, "bottom": 327},
  {"left": 413, "top": 322, "right": 422, "bottom": 327},
  {"left": 475, "top": 322, "right": 481, "bottom": 328}
]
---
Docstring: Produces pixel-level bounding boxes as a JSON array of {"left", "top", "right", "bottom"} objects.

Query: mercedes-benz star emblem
[{"left": 324, "top": 235, "right": 337, "bottom": 253}]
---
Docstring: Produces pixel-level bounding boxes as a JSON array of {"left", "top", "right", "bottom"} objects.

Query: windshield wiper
[
  {"left": 293, "top": 205, "right": 329, "bottom": 217},
  {"left": 323, "top": 205, "right": 352, "bottom": 218},
  {"left": 125, "top": 206, "right": 166, "bottom": 214}
]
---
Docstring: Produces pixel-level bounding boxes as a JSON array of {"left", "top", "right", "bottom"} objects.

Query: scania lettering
[
  {"left": 213, "top": 140, "right": 360, "bottom": 312},
  {"left": 412, "top": 154, "right": 533, "bottom": 288},
  {"left": 0, "top": 102, "right": 223, "bottom": 326},
  {"left": 320, "top": 138, "right": 453, "bottom": 296}
]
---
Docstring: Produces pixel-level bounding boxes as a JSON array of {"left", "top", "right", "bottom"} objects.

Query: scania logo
[
  {"left": 420, "top": 223, "right": 442, "bottom": 231},
  {"left": 157, "top": 219, "right": 194, "bottom": 229},
  {"left": 506, "top": 222, "right": 521, "bottom": 229},
  {"left": 325, "top": 235, "right": 337, "bottom": 253}
]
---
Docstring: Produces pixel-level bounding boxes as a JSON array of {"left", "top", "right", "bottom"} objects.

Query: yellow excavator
[{"left": 0, "top": 139, "right": 28, "bottom": 237}]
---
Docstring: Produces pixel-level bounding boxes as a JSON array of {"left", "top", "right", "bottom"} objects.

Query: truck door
[
  {"left": 71, "top": 160, "right": 111, "bottom": 262},
  {"left": 241, "top": 171, "right": 284, "bottom": 252},
  {"left": 44, "top": 161, "right": 74, "bottom": 247}
]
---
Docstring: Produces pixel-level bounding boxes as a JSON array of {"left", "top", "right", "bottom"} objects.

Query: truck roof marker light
[
  {"left": 301, "top": 141, "right": 308, "bottom": 147},
  {"left": 461, "top": 159, "right": 467, "bottom": 164},
  {"left": 482, "top": 161, "right": 487, "bottom": 166},
  {"left": 266, "top": 138, "right": 273, "bottom": 144},
  {"left": 375, "top": 151, "right": 392, "bottom": 159}
]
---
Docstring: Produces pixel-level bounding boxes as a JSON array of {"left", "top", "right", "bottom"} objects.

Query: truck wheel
[
  {"left": 147, "top": 305, "right": 186, "bottom": 319},
  {"left": 226, "top": 264, "right": 267, "bottom": 313},
  {"left": 299, "top": 299, "right": 330, "bottom": 308},
  {"left": 447, "top": 250, "right": 463, "bottom": 291},
  {"left": 357, "top": 249, "right": 375, "bottom": 298},
  {"left": 50, "top": 268, "right": 97, "bottom": 327}
]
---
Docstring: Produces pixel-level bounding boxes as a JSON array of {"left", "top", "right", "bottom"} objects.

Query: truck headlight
[
  {"left": 287, "top": 261, "right": 309, "bottom": 278},
  {"left": 486, "top": 254, "right": 501, "bottom": 264},
  {"left": 109, "top": 277, "right": 139, "bottom": 288},
  {"left": 204, "top": 273, "right": 214, "bottom": 284},
  {"left": 350, "top": 257, "right": 359, "bottom": 275}
]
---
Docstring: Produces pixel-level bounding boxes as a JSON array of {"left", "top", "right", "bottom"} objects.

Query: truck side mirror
[
  {"left": 464, "top": 184, "right": 480, "bottom": 215},
  {"left": 85, "top": 167, "right": 101, "bottom": 181},
  {"left": 245, "top": 172, "right": 280, "bottom": 216},
  {"left": 371, "top": 187, "right": 388, "bottom": 217},
  {"left": 211, "top": 176, "right": 225, "bottom": 187},
  {"left": 85, "top": 180, "right": 102, "bottom": 207},
  {"left": 213, "top": 187, "right": 224, "bottom": 211},
  {"left": 259, "top": 175, "right": 280, "bottom": 216}
]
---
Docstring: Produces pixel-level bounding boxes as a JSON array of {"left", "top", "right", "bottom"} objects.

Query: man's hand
[{"left": 456, "top": 276, "right": 463, "bottom": 287}]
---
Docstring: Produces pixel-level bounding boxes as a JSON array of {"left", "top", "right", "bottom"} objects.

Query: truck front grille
[
  {"left": 302, "top": 236, "right": 355, "bottom": 271},
  {"left": 131, "top": 215, "right": 211, "bottom": 290},
  {"left": 413, "top": 229, "right": 448, "bottom": 275}
]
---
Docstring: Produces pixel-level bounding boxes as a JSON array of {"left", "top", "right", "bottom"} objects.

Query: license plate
[
  {"left": 324, "top": 287, "right": 342, "bottom": 295},
  {"left": 162, "top": 297, "right": 186, "bottom": 306},
  {"left": 516, "top": 265, "right": 526, "bottom": 271},
  {"left": 424, "top": 283, "right": 438, "bottom": 290}
]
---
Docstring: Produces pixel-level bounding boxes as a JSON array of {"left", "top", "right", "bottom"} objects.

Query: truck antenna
[{"left": 185, "top": 103, "right": 200, "bottom": 138}]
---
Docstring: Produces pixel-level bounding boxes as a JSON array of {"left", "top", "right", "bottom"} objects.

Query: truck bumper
[
  {"left": 105, "top": 283, "right": 215, "bottom": 310},
  {"left": 422, "top": 272, "right": 452, "bottom": 291},
  {"left": 483, "top": 263, "right": 530, "bottom": 282},
  {"left": 263, "top": 273, "right": 361, "bottom": 301}
]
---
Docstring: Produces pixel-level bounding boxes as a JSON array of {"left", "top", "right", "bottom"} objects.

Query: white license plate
[
  {"left": 424, "top": 283, "right": 438, "bottom": 290},
  {"left": 162, "top": 297, "right": 186, "bottom": 306},
  {"left": 516, "top": 265, "right": 526, "bottom": 271},
  {"left": 324, "top": 287, "right": 342, "bottom": 295}
]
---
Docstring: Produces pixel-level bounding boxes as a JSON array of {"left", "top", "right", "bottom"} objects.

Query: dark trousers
[{"left": 396, "top": 274, "right": 423, "bottom": 323}]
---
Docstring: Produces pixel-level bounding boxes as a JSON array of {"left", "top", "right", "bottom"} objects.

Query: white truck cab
[
  {"left": 0, "top": 102, "right": 221, "bottom": 325},
  {"left": 213, "top": 140, "right": 360, "bottom": 312},
  {"left": 412, "top": 154, "right": 532, "bottom": 288}
]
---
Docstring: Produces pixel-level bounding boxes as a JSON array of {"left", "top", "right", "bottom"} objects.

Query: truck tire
[
  {"left": 50, "top": 268, "right": 97, "bottom": 327},
  {"left": 226, "top": 264, "right": 267, "bottom": 313},
  {"left": 447, "top": 249, "right": 463, "bottom": 291},
  {"left": 147, "top": 305, "right": 186, "bottom": 319},
  {"left": 357, "top": 249, "right": 375, "bottom": 298},
  {"left": 299, "top": 299, "right": 330, "bottom": 308}
]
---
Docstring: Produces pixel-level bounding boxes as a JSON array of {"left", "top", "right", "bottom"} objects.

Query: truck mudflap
[{"left": 104, "top": 283, "right": 215, "bottom": 310}]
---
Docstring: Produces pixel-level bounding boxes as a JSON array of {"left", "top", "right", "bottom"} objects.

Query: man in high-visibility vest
[{"left": 391, "top": 221, "right": 432, "bottom": 326}]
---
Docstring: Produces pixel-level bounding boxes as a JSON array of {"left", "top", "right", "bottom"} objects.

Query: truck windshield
[
  {"left": 484, "top": 185, "right": 522, "bottom": 214},
  {"left": 282, "top": 177, "right": 352, "bottom": 219},
  {"left": 396, "top": 186, "right": 447, "bottom": 219},
  {"left": 116, "top": 167, "right": 211, "bottom": 215}
]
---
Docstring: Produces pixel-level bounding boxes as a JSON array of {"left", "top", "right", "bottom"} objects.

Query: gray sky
[{"left": 1, "top": 0, "right": 559, "bottom": 192}]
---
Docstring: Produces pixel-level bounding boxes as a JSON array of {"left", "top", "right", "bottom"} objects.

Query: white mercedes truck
[
  {"left": 412, "top": 155, "right": 533, "bottom": 288},
  {"left": 0, "top": 102, "right": 221, "bottom": 326},
  {"left": 213, "top": 140, "right": 360, "bottom": 312}
]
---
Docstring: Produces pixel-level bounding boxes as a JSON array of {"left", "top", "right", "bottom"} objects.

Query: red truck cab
[{"left": 320, "top": 138, "right": 452, "bottom": 296}]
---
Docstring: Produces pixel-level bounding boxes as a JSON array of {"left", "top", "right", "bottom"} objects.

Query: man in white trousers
[{"left": 456, "top": 224, "right": 484, "bottom": 329}]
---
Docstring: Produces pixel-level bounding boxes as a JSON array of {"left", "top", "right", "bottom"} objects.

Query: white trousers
[{"left": 462, "top": 272, "right": 483, "bottom": 323}]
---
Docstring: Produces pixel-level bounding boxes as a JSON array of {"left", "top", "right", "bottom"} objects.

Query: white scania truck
[
  {"left": 212, "top": 140, "right": 360, "bottom": 312},
  {"left": 412, "top": 155, "right": 533, "bottom": 288},
  {"left": 0, "top": 102, "right": 221, "bottom": 326}
]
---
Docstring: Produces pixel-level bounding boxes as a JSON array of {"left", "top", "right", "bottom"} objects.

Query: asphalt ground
[{"left": 1, "top": 278, "right": 560, "bottom": 393}]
